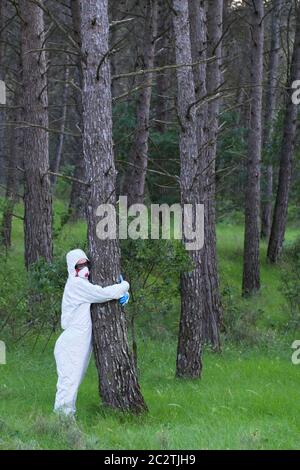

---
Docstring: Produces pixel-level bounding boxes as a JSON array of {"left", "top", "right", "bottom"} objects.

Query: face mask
[{"left": 76, "top": 266, "right": 89, "bottom": 279}]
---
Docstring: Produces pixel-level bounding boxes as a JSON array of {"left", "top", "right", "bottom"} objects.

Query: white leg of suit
[{"left": 54, "top": 327, "right": 92, "bottom": 416}]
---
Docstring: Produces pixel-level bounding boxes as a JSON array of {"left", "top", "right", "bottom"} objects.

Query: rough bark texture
[
  {"left": 201, "top": 0, "right": 223, "bottom": 349},
  {"left": 267, "top": 4, "right": 300, "bottom": 263},
  {"left": 51, "top": 66, "right": 69, "bottom": 188},
  {"left": 0, "top": 0, "right": 7, "bottom": 184},
  {"left": 69, "top": 0, "right": 86, "bottom": 220},
  {"left": 79, "top": 0, "right": 147, "bottom": 413},
  {"left": 20, "top": 0, "right": 53, "bottom": 268},
  {"left": 261, "top": 0, "right": 282, "bottom": 240},
  {"left": 0, "top": 71, "right": 22, "bottom": 248},
  {"left": 122, "top": 0, "right": 158, "bottom": 206},
  {"left": 68, "top": 149, "right": 86, "bottom": 220},
  {"left": 155, "top": 0, "right": 171, "bottom": 133},
  {"left": 173, "top": 0, "right": 204, "bottom": 379},
  {"left": 242, "top": 0, "right": 264, "bottom": 296},
  {"left": 188, "top": 0, "right": 221, "bottom": 350},
  {"left": 68, "top": 0, "right": 86, "bottom": 220},
  {"left": 261, "top": 163, "right": 273, "bottom": 240},
  {"left": 234, "top": 10, "right": 251, "bottom": 130},
  {"left": 109, "top": 1, "right": 136, "bottom": 100}
]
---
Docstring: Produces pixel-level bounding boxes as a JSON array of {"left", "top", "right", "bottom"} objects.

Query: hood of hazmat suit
[
  {"left": 54, "top": 248, "right": 129, "bottom": 416},
  {"left": 66, "top": 248, "right": 90, "bottom": 277}
]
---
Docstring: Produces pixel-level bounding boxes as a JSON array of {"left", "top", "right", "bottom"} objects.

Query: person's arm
[{"left": 70, "top": 278, "right": 130, "bottom": 304}]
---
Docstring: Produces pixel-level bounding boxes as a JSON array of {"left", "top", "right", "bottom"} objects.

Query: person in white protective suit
[{"left": 54, "top": 248, "right": 130, "bottom": 416}]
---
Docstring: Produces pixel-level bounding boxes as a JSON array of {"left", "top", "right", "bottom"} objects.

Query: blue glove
[
  {"left": 118, "top": 274, "right": 129, "bottom": 306},
  {"left": 119, "top": 292, "right": 129, "bottom": 306}
]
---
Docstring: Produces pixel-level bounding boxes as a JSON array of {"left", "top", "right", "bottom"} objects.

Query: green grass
[
  {"left": 1, "top": 339, "right": 300, "bottom": 449},
  {"left": 217, "top": 221, "right": 292, "bottom": 330},
  {"left": 0, "top": 204, "right": 300, "bottom": 449}
]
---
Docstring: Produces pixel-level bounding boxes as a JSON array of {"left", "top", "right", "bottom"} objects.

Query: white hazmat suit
[{"left": 54, "top": 248, "right": 129, "bottom": 416}]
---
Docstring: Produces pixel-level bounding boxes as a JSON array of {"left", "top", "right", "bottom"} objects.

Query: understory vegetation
[{"left": 0, "top": 201, "right": 299, "bottom": 450}]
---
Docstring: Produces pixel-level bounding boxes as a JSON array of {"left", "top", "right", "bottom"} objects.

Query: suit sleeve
[{"left": 71, "top": 279, "right": 130, "bottom": 304}]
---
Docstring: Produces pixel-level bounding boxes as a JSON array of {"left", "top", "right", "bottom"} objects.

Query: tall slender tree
[
  {"left": 173, "top": 0, "right": 204, "bottom": 378},
  {"left": 68, "top": 0, "right": 86, "bottom": 220},
  {"left": 154, "top": 0, "right": 171, "bottom": 133},
  {"left": 51, "top": 66, "right": 69, "bottom": 188},
  {"left": 268, "top": 2, "right": 300, "bottom": 263},
  {"left": 242, "top": 0, "right": 264, "bottom": 296},
  {"left": 202, "top": 0, "right": 223, "bottom": 349},
  {"left": 261, "top": 0, "right": 283, "bottom": 241},
  {"left": 19, "top": 0, "right": 53, "bottom": 268},
  {"left": 79, "top": 0, "right": 147, "bottom": 412},
  {"left": 1, "top": 68, "right": 23, "bottom": 248},
  {"left": 0, "top": 0, "right": 8, "bottom": 183},
  {"left": 187, "top": 0, "right": 223, "bottom": 350},
  {"left": 122, "top": 0, "right": 158, "bottom": 206},
  {"left": 0, "top": 0, "right": 24, "bottom": 248}
]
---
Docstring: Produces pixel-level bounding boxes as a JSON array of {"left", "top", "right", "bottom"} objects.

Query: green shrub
[
  {"left": 0, "top": 256, "right": 28, "bottom": 339},
  {"left": 26, "top": 255, "right": 67, "bottom": 332},
  {"left": 222, "top": 285, "right": 268, "bottom": 347},
  {"left": 280, "top": 238, "right": 300, "bottom": 330},
  {"left": 121, "top": 238, "right": 191, "bottom": 340}
]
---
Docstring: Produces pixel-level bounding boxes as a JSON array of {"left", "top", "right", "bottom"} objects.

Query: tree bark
[
  {"left": 68, "top": 150, "right": 86, "bottom": 220},
  {"left": 0, "top": 0, "right": 8, "bottom": 185},
  {"left": 154, "top": 0, "right": 171, "bottom": 133},
  {"left": 201, "top": 0, "right": 223, "bottom": 349},
  {"left": 122, "top": 0, "right": 158, "bottom": 206},
  {"left": 242, "top": 0, "right": 264, "bottom": 296},
  {"left": 261, "top": 0, "right": 283, "bottom": 240},
  {"left": 68, "top": 0, "right": 86, "bottom": 220},
  {"left": 79, "top": 0, "right": 147, "bottom": 413},
  {"left": 51, "top": 66, "right": 69, "bottom": 189},
  {"left": 20, "top": 0, "right": 53, "bottom": 268},
  {"left": 188, "top": 0, "right": 222, "bottom": 350},
  {"left": 173, "top": 0, "right": 204, "bottom": 379},
  {"left": 267, "top": 3, "right": 300, "bottom": 263},
  {"left": 0, "top": 68, "right": 23, "bottom": 248}
]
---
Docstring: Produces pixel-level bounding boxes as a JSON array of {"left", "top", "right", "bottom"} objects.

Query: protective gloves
[
  {"left": 118, "top": 274, "right": 130, "bottom": 306},
  {"left": 119, "top": 292, "right": 129, "bottom": 306}
]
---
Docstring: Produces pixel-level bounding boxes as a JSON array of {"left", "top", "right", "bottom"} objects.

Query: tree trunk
[
  {"left": 242, "top": 0, "right": 264, "bottom": 296},
  {"left": 173, "top": 0, "right": 204, "bottom": 379},
  {"left": 68, "top": 150, "right": 86, "bottom": 220},
  {"left": 261, "top": 0, "right": 283, "bottom": 240},
  {"left": 234, "top": 11, "right": 251, "bottom": 130},
  {"left": 67, "top": 0, "right": 86, "bottom": 220},
  {"left": 154, "top": 0, "right": 171, "bottom": 133},
  {"left": 0, "top": 0, "right": 8, "bottom": 185},
  {"left": 122, "top": 0, "right": 158, "bottom": 206},
  {"left": 69, "top": 0, "right": 87, "bottom": 220},
  {"left": 267, "top": 3, "right": 300, "bottom": 263},
  {"left": 189, "top": 0, "right": 222, "bottom": 350},
  {"left": 0, "top": 68, "right": 23, "bottom": 248},
  {"left": 80, "top": 0, "right": 147, "bottom": 413},
  {"left": 109, "top": 1, "right": 135, "bottom": 100},
  {"left": 261, "top": 164, "right": 273, "bottom": 240},
  {"left": 200, "top": 0, "right": 223, "bottom": 349},
  {"left": 20, "top": 0, "right": 53, "bottom": 268},
  {"left": 51, "top": 66, "right": 69, "bottom": 188}
]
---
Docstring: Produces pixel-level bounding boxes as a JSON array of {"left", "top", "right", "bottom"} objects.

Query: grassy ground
[
  {"left": 0, "top": 202, "right": 300, "bottom": 449},
  {"left": 1, "top": 340, "right": 299, "bottom": 450}
]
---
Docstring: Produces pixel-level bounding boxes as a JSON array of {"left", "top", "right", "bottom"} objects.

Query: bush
[
  {"left": 0, "top": 256, "right": 28, "bottom": 339},
  {"left": 280, "top": 238, "right": 300, "bottom": 330},
  {"left": 222, "top": 285, "right": 268, "bottom": 347},
  {"left": 0, "top": 252, "right": 67, "bottom": 340},
  {"left": 26, "top": 255, "right": 67, "bottom": 332},
  {"left": 121, "top": 238, "right": 191, "bottom": 340}
]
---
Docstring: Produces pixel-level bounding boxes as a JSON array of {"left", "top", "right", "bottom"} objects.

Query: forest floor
[{"left": 0, "top": 203, "right": 300, "bottom": 450}]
